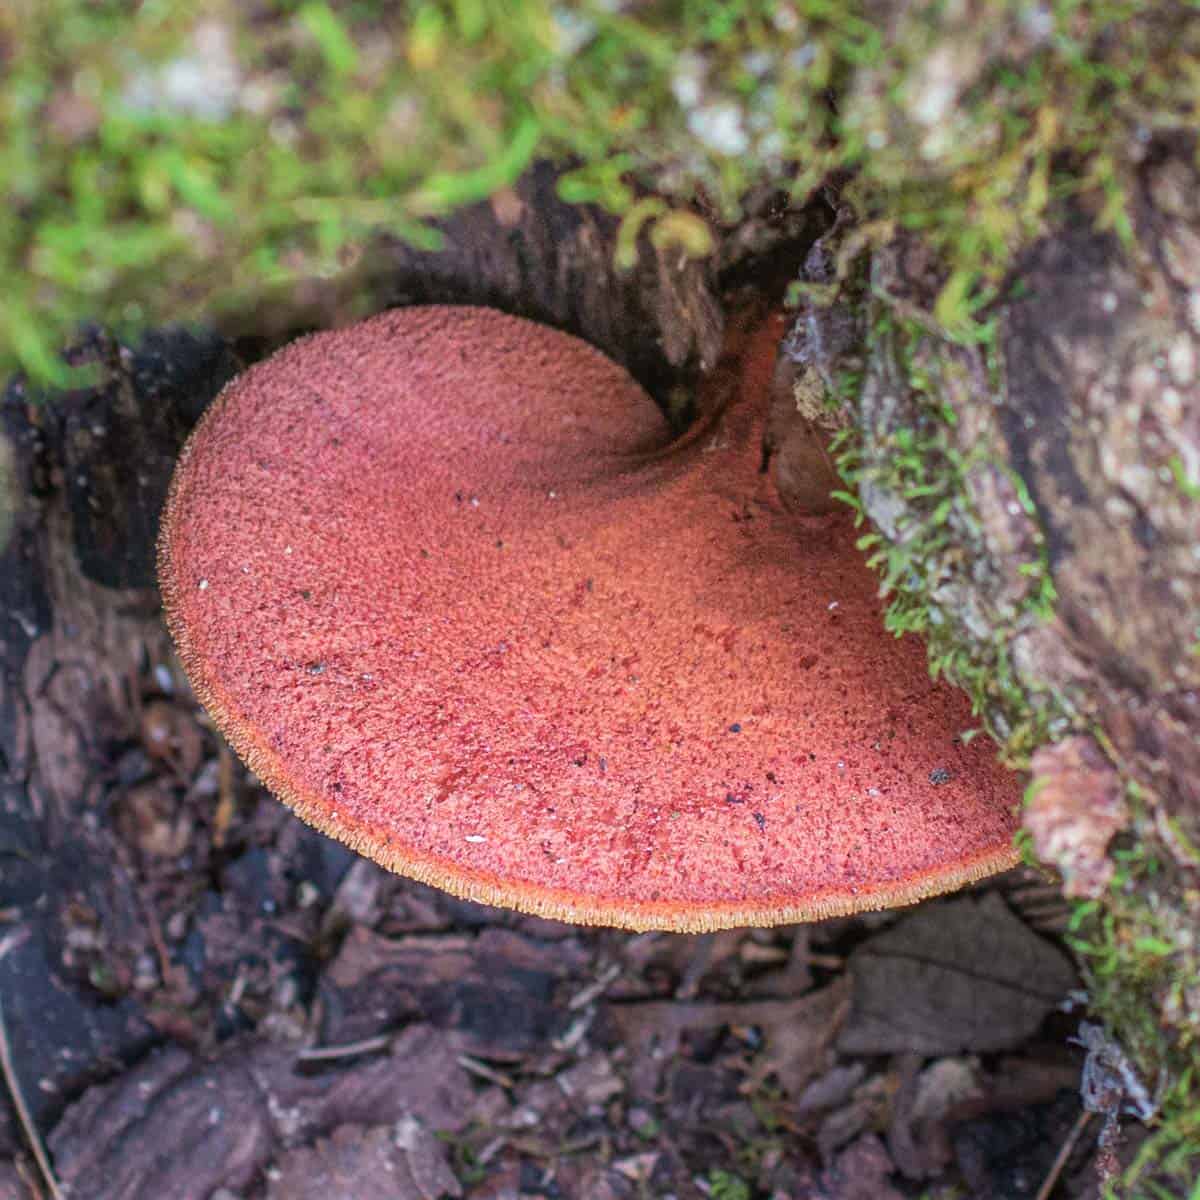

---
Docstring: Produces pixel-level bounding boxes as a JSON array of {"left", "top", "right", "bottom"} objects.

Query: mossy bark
[
  {"left": 213, "top": 162, "right": 724, "bottom": 425},
  {"left": 4, "top": 115, "right": 1198, "bottom": 1182},
  {"left": 778, "top": 137, "right": 1200, "bottom": 1190}
]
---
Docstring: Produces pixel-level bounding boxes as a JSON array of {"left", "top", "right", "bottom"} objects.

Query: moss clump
[
  {"left": 832, "top": 306, "right": 1070, "bottom": 763},
  {"left": 1068, "top": 824, "right": 1200, "bottom": 1196},
  {"left": 3, "top": 0, "right": 1198, "bottom": 382}
]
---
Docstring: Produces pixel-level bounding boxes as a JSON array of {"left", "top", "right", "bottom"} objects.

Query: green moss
[
  {"left": 1068, "top": 832, "right": 1200, "bottom": 1197},
  {"left": 831, "top": 310, "right": 1068, "bottom": 765},
  {"left": 3, "top": 0, "right": 1197, "bottom": 382},
  {"left": 706, "top": 1169, "right": 752, "bottom": 1200}
]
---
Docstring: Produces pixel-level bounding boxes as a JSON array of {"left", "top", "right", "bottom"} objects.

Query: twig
[
  {"left": 135, "top": 883, "right": 175, "bottom": 989},
  {"left": 1035, "top": 1107, "right": 1093, "bottom": 1200},
  {"left": 807, "top": 952, "right": 844, "bottom": 969},
  {"left": 296, "top": 1033, "right": 391, "bottom": 1062},
  {"left": 15, "top": 1154, "right": 48, "bottom": 1200},
  {"left": 456, "top": 1054, "right": 515, "bottom": 1089},
  {"left": 567, "top": 961, "right": 621, "bottom": 1011},
  {"left": 0, "top": 991, "right": 65, "bottom": 1200},
  {"left": 212, "top": 742, "right": 236, "bottom": 848}
]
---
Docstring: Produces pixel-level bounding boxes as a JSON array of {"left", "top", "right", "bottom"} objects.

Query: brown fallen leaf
[
  {"left": 888, "top": 1055, "right": 983, "bottom": 1179},
  {"left": 47, "top": 1026, "right": 474, "bottom": 1200},
  {"left": 266, "top": 1118, "right": 461, "bottom": 1200},
  {"left": 607, "top": 976, "right": 850, "bottom": 1103},
  {"left": 838, "top": 893, "right": 1077, "bottom": 1056},
  {"left": 118, "top": 778, "right": 192, "bottom": 858},
  {"left": 139, "top": 698, "right": 204, "bottom": 779},
  {"left": 321, "top": 926, "right": 588, "bottom": 1058},
  {"left": 816, "top": 1073, "right": 894, "bottom": 1165},
  {"left": 822, "top": 1133, "right": 905, "bottom": 1200}
]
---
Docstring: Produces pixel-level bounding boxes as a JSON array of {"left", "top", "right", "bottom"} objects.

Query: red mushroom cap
[{"left": 158, "top": 305, "right": 1019, "bottom": 931}]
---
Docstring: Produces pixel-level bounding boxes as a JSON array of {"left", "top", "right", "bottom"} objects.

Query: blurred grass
[{"left": 0, "top": 0, "right": 1197, "bottom": 382}]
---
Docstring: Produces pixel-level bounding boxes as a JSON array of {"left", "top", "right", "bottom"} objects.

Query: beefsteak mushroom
[{"left": 158, "top": 305, "right": 1019, "bottom": 931}]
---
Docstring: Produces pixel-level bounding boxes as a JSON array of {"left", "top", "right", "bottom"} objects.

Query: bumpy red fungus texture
[{"left": 159, "top": 305, "right": 1020, "bottom": 931}]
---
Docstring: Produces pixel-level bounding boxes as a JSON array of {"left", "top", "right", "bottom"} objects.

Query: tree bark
[
  {"left": 213, "top": 160, "right": 725, "bottom": 427},
  {"left": 776, "top": 136, "right": 1200, "bottom": 1099},
  {"left": 4, "top": 140, "right": 1196, "bottom": 1185},
  {"left": 0, "top": 176, "right": 724, "bottom": 1162}
]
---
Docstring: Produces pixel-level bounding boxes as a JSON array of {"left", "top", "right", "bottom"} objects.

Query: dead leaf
[
  {"left": 395, "top": 1115, "right": 465, "bottom": 1200},
  {"left": 321, "top": 926, "right": 587, "bottom": 1057},
  {"left": 47, "top": 1026, "right": 474, "bottom": 1200},
  {"left": 796, "top": 1062, "right": 868, "bottom": 1119},
  {"left": 816, "top": 1073, "right": 893, "bottom": 1164},
  {"left": 888, "top": 1055, "right": 983, "bottom": 1179},
  {"left": 740, "top": 979, "right": 852, "bottom": 1098},
  {"left": 261, "top": 1024, "right": 475, "bottom": 1138},
  {"left": 49, "top": 1045, "right": 271, "bottom": 1200},
  {"left": 140, "top": 698, "right": 203, "bottom": 778},
  {"left": 838, "top": 893, "right": 1077, "bottom": 1056},
  {"left": 118, "top": 778, "right": 191, "bottom": 857},
  {"left": 608, "top": 976, "right": 850, "bottom": 1103},
  {"left": 266, "top": 1120, "right": 461, "bottom": 1200},
  {"left": 554, "top": 1053, "right": 624, "bottom": 1108},
  {"left": 823, "top": 1133, "right": 905, "bottom": 1200}
]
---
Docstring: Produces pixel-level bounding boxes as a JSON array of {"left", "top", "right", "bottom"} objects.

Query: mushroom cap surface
[{"left": 159, "top": 305, "right": 1019, "bottom": 930}]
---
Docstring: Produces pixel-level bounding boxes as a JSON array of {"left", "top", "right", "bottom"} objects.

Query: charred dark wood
[{"left": 215, "top": 160, "right": 725, "bottom": 425}]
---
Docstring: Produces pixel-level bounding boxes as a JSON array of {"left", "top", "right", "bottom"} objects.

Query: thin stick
[
  {"left": 456, "top": 1055, "right": 515, "bottom": 1090},
  {"left": 0, "top": 992, "right": 65, "bottom": 1200},
  {"left": 15, "top": 1153, "right": 48, "bottom": 1200},
  {"left": 1035, "top": 1107, "right": 1093, "bottom": 1200},
  {"left": 296, "top": 1033, "right": 391, "bottom": 1062}
]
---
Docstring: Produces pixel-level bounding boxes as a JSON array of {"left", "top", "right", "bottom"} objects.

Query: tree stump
[
  {"left": 0, "top": 171, "right": 723, "bottom": 1171},
  {"left": 774, "top": 136, "right": 1200, "bottom": 1162}
]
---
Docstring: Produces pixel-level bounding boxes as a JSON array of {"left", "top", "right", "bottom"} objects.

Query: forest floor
[{"left": 1, "top": 662, "right": 1117, "bottom": 1200}]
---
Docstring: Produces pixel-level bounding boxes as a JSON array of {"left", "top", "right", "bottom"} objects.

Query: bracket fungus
[{"left": 158, "top": 305, "right": 1020, "bottom": 931}]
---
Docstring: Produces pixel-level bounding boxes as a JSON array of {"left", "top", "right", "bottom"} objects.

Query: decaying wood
[
  {"left": 777, "top": 136, "right": 1200, "bottom": 1051},
  {"left": 213, "top": 160, "right": 725, "bottom": 422},
  {"left": 3, "top": 136, "right": 1181, "bottom": 1188},
  {"left": 0, "top": 183, "right": 725, "bottom": 1169}
]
